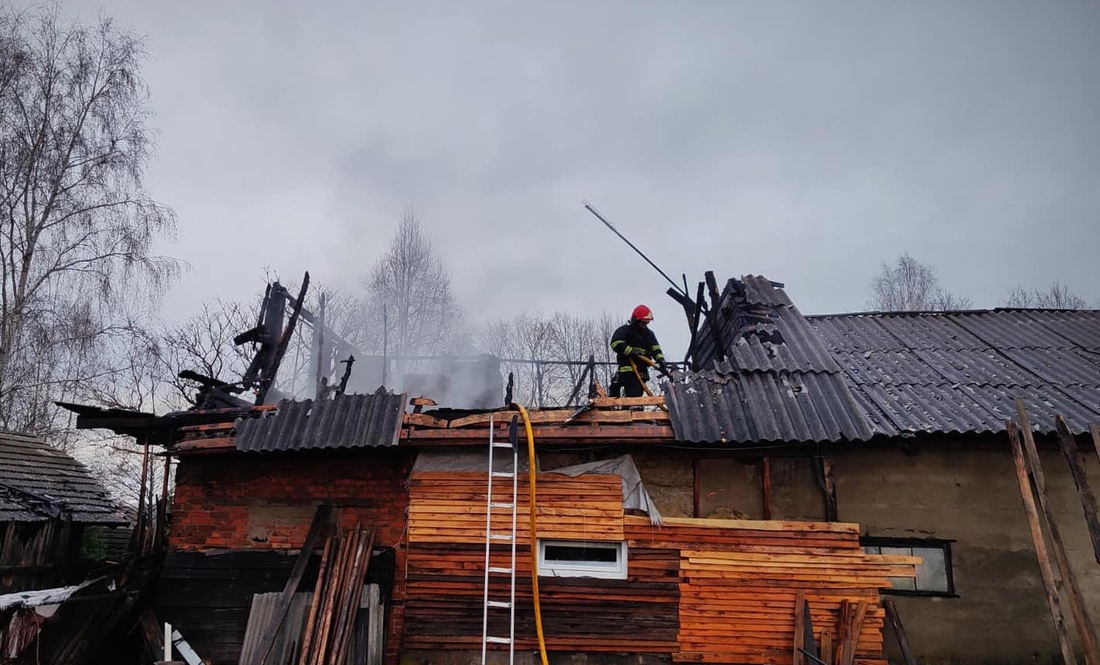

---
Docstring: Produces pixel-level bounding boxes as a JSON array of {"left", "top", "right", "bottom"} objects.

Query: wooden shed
[{"left": 0, "top": 431, "right": 127, "bottom": 593}]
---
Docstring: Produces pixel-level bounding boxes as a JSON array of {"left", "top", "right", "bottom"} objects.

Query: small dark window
[
  {"left": 862, "top": 536, "right": 956, "bottom": 597},
  {"left": 543, "top": 544, "right": 618, "bottom": 563},
  {"left": 537, "top": 540, "right": 627, "bottom": 579}
]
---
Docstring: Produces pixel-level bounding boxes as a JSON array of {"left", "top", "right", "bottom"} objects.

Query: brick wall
[{"left": 169, "top": 447, "right": 415, "bottom": 665}]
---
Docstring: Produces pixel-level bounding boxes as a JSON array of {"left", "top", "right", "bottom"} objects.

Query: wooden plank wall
[
  {"left": 404, "top": 472, "right": 914, "bottom": 664},
  {"left": 408, "top": 471, "right": 625, "bottom": 543},
  {"left": 406, "top": 471, "right": 679, "bottom": 651}
]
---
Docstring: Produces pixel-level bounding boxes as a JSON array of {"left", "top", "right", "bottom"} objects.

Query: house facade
[{"left": 70, "top": 274, "right": 1098, "bottom": 665}]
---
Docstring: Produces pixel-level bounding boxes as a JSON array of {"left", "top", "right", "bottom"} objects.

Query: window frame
[
  {"left": 861, "top": 536, "right": 958, "bottom": 598},
  {"left": 536, "top": 539, "right": 628, "bottom": 580}
]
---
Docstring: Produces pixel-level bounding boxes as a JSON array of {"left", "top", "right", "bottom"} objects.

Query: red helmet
[{"left": 631, "top": 304, "right": 653, "bottom": 323}]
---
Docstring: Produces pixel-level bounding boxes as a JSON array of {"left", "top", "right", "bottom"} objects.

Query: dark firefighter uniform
[{"left": 609, "top": 305, "right": 665, "bottom": 398}]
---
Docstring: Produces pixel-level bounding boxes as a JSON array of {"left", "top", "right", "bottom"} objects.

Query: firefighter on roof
[{"left": 609, "top": 305, "right": 667, "bottom": 398}]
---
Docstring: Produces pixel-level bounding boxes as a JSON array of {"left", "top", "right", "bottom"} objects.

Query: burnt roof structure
[
  {"left": 0, "top": 432, "right": 126, "bottom": 524},
  {"left": 665, "top": 276, "right": 878, "bottom": 444},
  {"left": 667, "top": 274, "right": 1100, "bottom": 444},
  {"left": 235, "top": 388, "right": 408, "bottom": 453}
]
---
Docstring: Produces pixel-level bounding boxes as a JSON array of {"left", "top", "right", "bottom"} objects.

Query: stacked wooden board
[
  {"left": 402, "top": 471, "right": 916, "bottom": 664},
  {"left": 625, "top": 516, "right": 918, "bottom": 665}
]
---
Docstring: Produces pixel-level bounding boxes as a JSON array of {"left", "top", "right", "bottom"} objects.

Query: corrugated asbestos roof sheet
[
  {"left": 808, "top": 310, "right": 1100, "bottom": 435},
  {"left": 235, "top": 389, "right": 408, "bottom": 453},
  {"left": 667, "top": 276, "right": 879, "bottom": 444},
  {"left": 665, "top": 371, "right": 879, "bottom": 443},
  {"left": 0, "top": 432, "right": 126, "bottom": 524}
]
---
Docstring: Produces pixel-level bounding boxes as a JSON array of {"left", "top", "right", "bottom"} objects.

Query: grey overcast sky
[{"left": 51, "top": 1, "right": 1100, "bottom": 353}]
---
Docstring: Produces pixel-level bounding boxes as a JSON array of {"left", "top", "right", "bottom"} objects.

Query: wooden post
[
  {"left": 1014, "top": 403, "right": 1100, "bottom": 665},
  {"left": 843, "top": 601, "right": 868, "bottom": 665},
  {"left": 1007, "top": 420, "right": 1077, "bottom": 665},
  {"left": 693, "top": 459, "right": 701, "bottom": 518},
  {"left": 1091, "top": 423, "right": 1100, "bottom": 466},
  {"left": 820, "top": 456, "right": 838, "bottom": 522},
  {"left": 820, "top": 632, "right": 833, "bottom": 665},
  {"left": 834, "top": 600, "right": 851, "bottom": 665},
  {"left": 1055, "top": 416, "right": 1100, "bottom": 565},
  {"left": 762, "top": 456, "right": 773, "bottom": 520},
  {"left": 133, "top": 436, "right": 150, "bottom": 555},
  {"left": 882, "top": 599, "right": 917, "bottom": 665},
  {"left": 297, "top": 536, "right": 332, "bottom": 665},
  {"left": 793, "top": 590, "right": 806, "bottom": 665},
  {"left": 366, "top": 583, "right": 384, "bottom": 665}
]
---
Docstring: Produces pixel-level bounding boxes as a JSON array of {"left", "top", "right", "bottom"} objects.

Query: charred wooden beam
[{"left": 704, "top": 271, "right": 726, "bottom": 362}]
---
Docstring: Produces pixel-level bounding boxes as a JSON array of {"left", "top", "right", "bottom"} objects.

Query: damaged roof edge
[{"left": 234, "top": 388, "right": 408, "bottom": 453}]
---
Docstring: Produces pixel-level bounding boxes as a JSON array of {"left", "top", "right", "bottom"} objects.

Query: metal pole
[
  {"left": 314, "top": 293, "right": 326, "bottom": 398},
  {"left": 536, "top": 361, "right": 544, "bottom": 408},
  {"left": 382, "top": 304, "right": 388, "bottom": 388},
  {"left": 583, "top": 200, "right": 688, "bottom": 298}
]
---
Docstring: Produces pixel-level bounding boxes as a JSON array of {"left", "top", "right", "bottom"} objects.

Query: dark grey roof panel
[
  {"left": 738, "top": 275, "right": 794, "bottom": 307},
  {"left": 873, "top": 315, "right": 987, "bottom": 350},
  {"left": 0, "top": 432, "right": 126, "bottom": 524},
  {"left": 910, "top": 347, "right": 1044, "bottom": 387},
  {"left": 831, "top": 350, "right": 951, "bottom": 386},
  {"left": 706, "top": 278, "right": 838, "bottom": 374},
  {"left": 235, "top": 389, "right": 408, "bottom": 453},
  {"left": 809, "top": 314, "right": 986, "bottom": 352},
  {"left": 808, "top": 316, "right": 904, "bottom": 353},
  {"left": 1025, "top": 310, "right": 1100, "bottom": 351},
  {"left": 948, "top": 311, "right": 1077, "bottom": 350},
  {"left": 714, "top": 306, "right": 839, "bottom": 374},
  {"left": 1001, "top": 347, "right": 1100, "bottom": 387},
  {"left": 853, "top": 383, "right": 1007, "bottom": 435},
  {"left": 806, "top": 309, "right": 1100, "bottom": 437},
  {"left": 665, "top": 371, "right": 879, "bottom": 444}
]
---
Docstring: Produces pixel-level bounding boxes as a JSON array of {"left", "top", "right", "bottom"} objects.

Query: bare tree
[
  {"left": 0, "top": 6, "right": 178, "bottom": 436},
  {"left": 360, "top": 211, "right": 465, "bottom": 375},
  {"left": 479, "top": 310, "right": 631, "bottom": 406},
  {"left": 1003, "top": 282, "right": 1090, "bottom": 309},
  {"left": 867, "top": 253, "right": 972, "bottom": 312}
]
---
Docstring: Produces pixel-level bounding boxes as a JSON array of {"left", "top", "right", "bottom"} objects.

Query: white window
[{"left": 537, "top": 540, "right": 628, "bottom": 579}]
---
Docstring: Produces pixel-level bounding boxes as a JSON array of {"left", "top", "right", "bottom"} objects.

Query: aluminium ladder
[{"left": 481, "top": 414, "right": 519, "bottom": 665}]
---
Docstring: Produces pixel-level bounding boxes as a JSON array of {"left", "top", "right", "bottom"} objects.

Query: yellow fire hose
[
  {"left": 629, "top": 358, "right": 669, "bottom": 411},
  {"left": 511, "top": 403, "right": 549, "bottom": 665}
]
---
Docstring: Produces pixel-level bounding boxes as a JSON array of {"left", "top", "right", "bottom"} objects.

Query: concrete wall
[
  {"left": 832, "top": 443, "right": 1100, "bottom": 664},
  {"left": 686, "top": 441, "right": 1100, "bottom": 664}
]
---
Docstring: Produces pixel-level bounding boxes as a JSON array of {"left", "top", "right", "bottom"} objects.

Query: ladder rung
[
  {"left": 486, "top": 600, "right": 512, "bottom": 608},
  {"left": 490, "top": 471, "right": 514, "bottom": 478},
  {"left": 491, "top": 442, "right": 513, "bottom": 449},
  {"left": 485, "top": 636, "right": 512, "bottom": 644},
  {"left": 490, "top": 502, "right": 514, "bottom": 509},
  {"left": 488, "top": 566, "right": 512, "bottom": 574},
  {"left": 489, "top": 534, "right": 513, "bottom": 541}
]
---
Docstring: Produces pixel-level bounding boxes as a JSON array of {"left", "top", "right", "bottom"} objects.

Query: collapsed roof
[{"left": 666, "top": 275, "right": 1100, "bottom": 443}]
